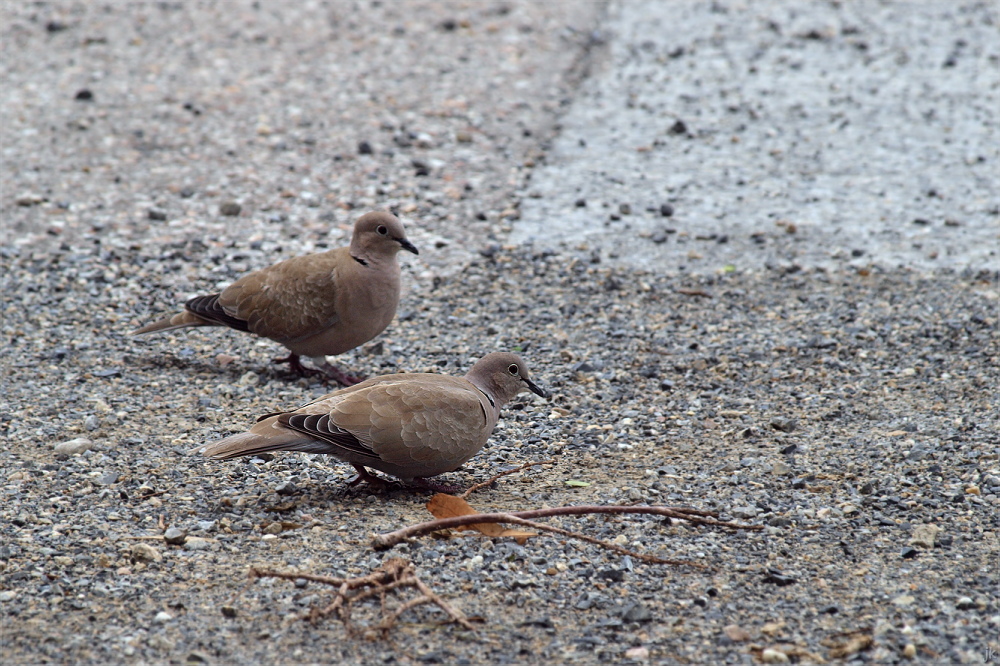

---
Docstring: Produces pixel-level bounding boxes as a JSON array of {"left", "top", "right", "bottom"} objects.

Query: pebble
[
  {"left": 219, "top": 201, "right": 242, "bottom": 216},
  {"left": 624, "top": 646, "right": 649, "bottom": 659},
  {"left": 761, "top": 648, "right": 790, "bottom": 664},
  {"left": 620, "top": 601, "right": 652, "bottom": 623},
  {"left": 771, "top": 461, "right": 792, "bottom": 476},
  {"left": 769, "top": 416, "right": 798, "bottom": 433},
  {"left": 724, "top": 625, "right": 751, "bottom": 642},
  {"left": 902, "top": 643, "right": 916, "bottom": 659},
  {"left": 17, "top": 194, "right": 48, "bottom": 209},
  {"left": 275, "top": 481, "right": 298, "bottom": 496},
  {"left": 238, "top": 371, "right": 259, "bottom": 386},
  {"left": 909, "top": 524, "right": 941, "bottom": 549},
  {"left": 96, "top": 472, "right": 119, "bottom": 485},
  {"left": 163, "top": 527, "right": 187, "bottom": 545},
  {"left": 53, "top": 437, "right": 93, "bottom": 456},
  {"left": 130, "top": 543, "right": 162, "bottom": 563},
  {"left": 153, "top": 611, "right": 173, "bottom": 624},
  {"left": 184, "top": 537, "right": 212, "bottom": 551}
]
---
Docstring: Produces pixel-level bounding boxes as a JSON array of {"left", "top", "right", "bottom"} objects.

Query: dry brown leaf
[{"left": 426, "top": 494, "right": 536, "bottom": 544}]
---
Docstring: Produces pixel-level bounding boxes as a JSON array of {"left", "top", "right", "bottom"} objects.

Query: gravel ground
[{"left": 2, "top": 2, "right": 999, "bottom": 665}]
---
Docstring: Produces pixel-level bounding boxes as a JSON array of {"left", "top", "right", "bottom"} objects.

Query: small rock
[
  {"left": 620, "top": 601, "right": 652, "bottom": 623},
  {"left": 185, "top": 537, "right": 212, "bottom": 551},
  {"left": 357, "top": 140, "right": 373, "bottom": 154},
  {"left": 900, "top": 547, "right": 919, "bottom": 559},
  {"left": 85, "top": 415, "right": 100, "bottom": 431},
  {"left": 221, "top": 605, "right": 238, "bottom": 618},
  {"left": 909, "top": 524, "right": 941, "bottom": 549},
  {"left": 902, "top": 643, "right": 916, "bottom": 659},
  {"left": 770, "top": 416, "right": 797, "bottom": 433},
  {"left": 772, "top": 461, "right": 792, "bottom": 476},
  {"left": 54, "top": 437, "right": 92, "bottom": 456},
  {"left": 148, "top": 207, "right": 168, "bottom": 221},
  {"left": 892, "top": 594, "right": 915, "bottom": 607},
  {"left": 130, "top": 543, "right": 162, "bottom": 563},
  {"left": 724, "top": 624, "right": 751, "bottom": 641},
  {"left": 659, "top": 203, "right": 674, "bottom": 217},
  {"left": 153, "top": 611, "right": 173, "bottom": 624},
  {"left": 74, "top": 89, "right": 94, "bottom": 101},
  {"left": 16, "top": 193, "right": 45, "bottom": 206},
  {"left": 624, "top": 646, "right": 649, "bottom": 659},
  {"left": 275, "top": 481, "right": 298, "bottom": 495},
  {"left": 216, "top": 353, "right": 237, "bottom": 367},
  {"left": 955, "top": 596, "right": 976, "bottom": 610},
  {"left": 238, "top": 371, "right": 259, "bottom": 386},
  {"left": 219, "top": 201, "right": 242, "bottom": 216},
  {"left": 95, "top": 472, "right": 119, "bottom": 486},
  {"left": 732, "top": 506, "right": 759, "bottom": 519},
  {"left": 263, "top": 522, "right": 284, "bottom": 535},
  {"left": 763, "top": 570, "right": 797, "bottom": 587},
  {"left": 761, "top": 648, "right": 790, "bottom": 664},
  {"left": 163, "top": 527, "right": 187, "bottom": 546}
]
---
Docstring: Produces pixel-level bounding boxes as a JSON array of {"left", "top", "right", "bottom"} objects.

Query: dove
[
  {"left": 195, "top": 352, "right": 548, "bottom": 491},
  {"left": 132, "top": 211, "right": 418, "bottom": 385}
]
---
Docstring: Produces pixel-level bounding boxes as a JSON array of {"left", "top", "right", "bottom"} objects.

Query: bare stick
[
  {"left": 372, "top": 504, "right": 761, "bottom": 551},
  {"left": 675, "top": 287, "right": 713, "bottom": 298},
  {"left": 461, "top": 459, "right": 555, "bottom": 499},
  {"left": 251, "top": 558, "right": 475, "bottom": 634},
  {"left": 486, "top": 514, "right": 705, "bottom": 568}
]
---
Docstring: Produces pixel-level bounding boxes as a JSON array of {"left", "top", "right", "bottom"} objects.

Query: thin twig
[
  {"left": 372, "top": 505, "right": 760, "bottom": 551},
  {"left": 250, "top": 558, "right": 475, "bottom": 634},
  {"left": 479, "top": 514, "right": 704, "bottom": 567},
  {"left": 461, "top": 459, "right": 555, "bottom": 499},
  {"left": 675, "top": 287, "right": 713, "bottom": 298}
]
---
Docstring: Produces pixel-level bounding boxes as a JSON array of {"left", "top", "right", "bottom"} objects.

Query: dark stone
[
  {"left": 74, "top": 89, "right": 93, "bottom": 101},
  {"left": 598, "top": 569, "right": 624, "bottom": 582},
  {"left": 770, "top": 416, "right": 798, "bottom": 433},
  {"left": 763, "top": 569, "right": 797, "bottom": 586},
  {"left": 620, "top": 601, "right": 652, "bottom": 623}
]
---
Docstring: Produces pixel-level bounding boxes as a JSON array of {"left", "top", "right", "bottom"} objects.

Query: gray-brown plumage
[
  {"left": 195, "top": 353, "right": 548, "bottom": 490},
  {"left": 132, "top": 211, "right": 418, "bottom": 384}
]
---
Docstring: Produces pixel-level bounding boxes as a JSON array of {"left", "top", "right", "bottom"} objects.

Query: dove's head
[
  {"left": 467, "top": 352, "right": 549, "bottom": 407},
  {"left": 351, "top": 211, "right": 418, "bottom": 259}
]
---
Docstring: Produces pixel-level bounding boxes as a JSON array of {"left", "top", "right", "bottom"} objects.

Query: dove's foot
[
  {"left": 318, "top": 363, "right": 364, "bottom": 386},
  {"left": 272, "top": 353, "right": 323, "bottom": 378}
]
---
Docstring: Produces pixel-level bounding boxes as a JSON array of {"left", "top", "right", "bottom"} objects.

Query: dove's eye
[
  {"left": 508, "top": 364, "right": 519, "bottom": 375},
  {"left": 376, "top": 225, "right": 388, "bottom": 235}
]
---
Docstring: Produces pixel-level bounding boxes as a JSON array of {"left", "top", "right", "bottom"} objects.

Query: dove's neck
[
  {"left": 467, "top": 375, "right": 518, "bottom": 417},
  {"left": 351, "top": 249, "right": 399, "bottom": 270}
]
